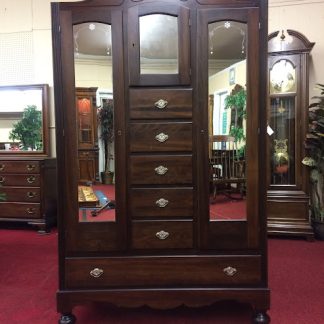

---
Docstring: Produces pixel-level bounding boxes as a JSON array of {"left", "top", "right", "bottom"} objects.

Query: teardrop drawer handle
[
  {"left": 26, "top": 192, "right": 37, "bottom": 198},
  {"left": 155, "top": 165, "right": 168, "bottom": 175},
  {"left": 154, "top": 99, "right": 168, "bottom": 109},
  {"left": 156, "top": 230, "right": 169, "bottom": 240},
  {"left": 26, "top": 208, "right": 36, "bottom": 215},
  {"left": 27, "top": 175, "right": 36, "bottom": 184},
  {"left": 223, "top": 266, "right": 237, "bottom": 277},
  {"left": 0, "top": 176, "right": 5, "bottom": 183},
  {"left": 26, "top": 164, "right": 36, "bottom": 171},
  {"left": 156, "top": 198, "right": 169, "bottom": 208},
  {"left": 0, "top": 164, "right": 5, "bottom": 171},
  {"left": 155, "top": 133, "right": 169, "bottom": 143},
  {"left": 90, "top": 268, "right": 104, "bottom": 278}
]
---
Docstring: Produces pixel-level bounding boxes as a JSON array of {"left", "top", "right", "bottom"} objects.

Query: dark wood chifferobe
[{"left": 52, "top": 0, "right": 270, "bottom": 322}]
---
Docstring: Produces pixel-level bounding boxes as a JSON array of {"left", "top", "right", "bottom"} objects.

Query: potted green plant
[
  {"left": 224, "top": 84, "right": 247, "bottom": 157},
  {"left": 97, "top": 99, "right": 114, "bottom": 184},
  {"left": 302, "top": 83, "right": 324, "bottom": 239},
  {"left": 9, "top": 105, "right": 42, "bottom": 151}
]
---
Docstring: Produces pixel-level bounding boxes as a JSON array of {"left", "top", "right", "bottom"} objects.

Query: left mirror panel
[
  {"left": 0, "top": 84, "right": 48, "bottom": 154},
  {"left": 73, "top": 22, "right": 116, "bottom": 223}
]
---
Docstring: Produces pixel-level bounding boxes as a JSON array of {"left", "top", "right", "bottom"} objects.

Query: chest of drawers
[{"left": 0, "top": 157, "right": 57, "bottom": 232}]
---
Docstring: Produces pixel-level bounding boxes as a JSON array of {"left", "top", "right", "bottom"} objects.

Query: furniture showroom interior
[{"left": 0, "top": 0, "right": 323, "bottom": 323}]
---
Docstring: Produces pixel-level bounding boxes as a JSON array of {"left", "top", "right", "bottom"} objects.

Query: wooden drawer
[
  {"left": 131, "top": 220, "right": 193, "bottom": 249},
  {"left": 129, "top": 88, "right": 192, "bottom": 119},
  {"left": 130, "top": 155, "right": 192, "bottom": 185},
  {"left": 130, "top": 188, "right": 193, "bottom": 218},
  {"left": 1, "top": 187, "right": 41, "bottom": 202},
  {"left": 0, "top": 174, "right": 40, "bottom": 186},
  {"left": 0, "top": 203, "right": 40, "bottom": 219},
  {"left": 0, "top": 161, "right": 40, "bottom": 174},
  {"left": 130, "top": 122, "right": 192, "bottom": 152},
  {"left": 65, "top": 255, "right": 262, "bottom": 289}
]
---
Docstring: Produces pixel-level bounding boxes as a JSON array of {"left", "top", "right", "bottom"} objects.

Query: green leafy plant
[
  {"left": 97, "top": 99, "right": 114, "bottom": 181},
  {"left": 302, "top": 83, "right": 324, "bottom": 223},
  {"left": 224, "top": 84, "right": 247, "bottom": 157},
  {"left": 9, "top": 105, "right": 42, "bottom": 150}
]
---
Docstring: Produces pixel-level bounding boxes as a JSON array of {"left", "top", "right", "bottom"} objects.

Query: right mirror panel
[{"left": 208, "top": 21, "right": 247, "bottom": 221}]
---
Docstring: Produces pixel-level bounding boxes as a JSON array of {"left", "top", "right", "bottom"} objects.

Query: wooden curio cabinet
[
  {"left": 267, "top": 30, "right": 315, "bottom": 239},
  {"left": 52, "top": 0, "right": 270, "bottom": 323},
  {"left": 76, "top": 87, "right": 99, "bottom": 183}
]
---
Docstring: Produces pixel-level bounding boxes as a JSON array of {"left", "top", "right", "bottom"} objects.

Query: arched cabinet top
[{"left": 268, "top": 29, "right": 315, "bottom": 55}]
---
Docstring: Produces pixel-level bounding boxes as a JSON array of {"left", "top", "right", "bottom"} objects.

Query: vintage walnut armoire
[{"left": 52, "top": 0, "right": 270, "bottom": 322}]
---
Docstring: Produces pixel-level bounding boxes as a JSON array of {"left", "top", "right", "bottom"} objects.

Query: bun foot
[
  {"left": 59, "top": 313, "right": 76, "bottom": 324},
  {"left": 254, "top": 311, "right": 270, "bottom": 323}
]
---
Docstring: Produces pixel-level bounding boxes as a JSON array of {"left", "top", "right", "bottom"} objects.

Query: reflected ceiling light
[
  {"left": 89, "top": 23, "right": 96, "bottom": 31},
  {"left": 224, "top": 21, "right": 231, "bottom": 29}
]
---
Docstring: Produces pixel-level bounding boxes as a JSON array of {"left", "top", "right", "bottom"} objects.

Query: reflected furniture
[
  {"left": 76, "top": 87, "right": 99, "bottom": 184},
  {"left": 52, "top": 0, "right": 269, "bottom": 323},
  {"left": 210, "top": 135, "right": 245, "bottom": 200},
  {"left": 267, "top": 30, "right": 315, "bottom": 239},
  {"left": 0, "top": 84, "right": 56, "bottom": 232}
]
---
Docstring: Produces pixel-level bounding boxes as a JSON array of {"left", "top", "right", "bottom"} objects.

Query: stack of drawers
[
  {"left": 129, "top": 88, "right": 194, "bottom": 249},
  {"left": 0, "top": 158, "right": 57, "bottom": 232}
]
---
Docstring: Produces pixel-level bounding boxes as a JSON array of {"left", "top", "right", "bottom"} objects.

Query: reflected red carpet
[
  {"left": 1, "top": 227, "right": 324, "bottom": 323},
  {"left": 210, "top": 194, "right": 246, "bottom": 220}
]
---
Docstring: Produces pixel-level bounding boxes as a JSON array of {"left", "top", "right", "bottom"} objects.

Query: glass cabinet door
[
  {"left": 128, "top": 3, "right": 190, "bottom": 86},
  {"left": 268, "top": 57, "right": 299, "bottom": 188},
  {"left": 198, "top": 8, "right": 261, "bottom": 250}
]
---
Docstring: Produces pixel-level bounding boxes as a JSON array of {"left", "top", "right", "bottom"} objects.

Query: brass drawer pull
[
  {"left": 26, "top": 164, "right": 36, "bottom": 171},
  {"left": 155, "top": 165, "right": 168, "bottom": 175},
  {"left": 90, "top": 268, "right": 104, "bottom": 278},
  {"left": 223, "top": 266, "right": 237, "bottom": 277},
  {"left": 26, "top": 208, "right": 36, "bottom": 215},
  {"left": 156, "top": 230, "right": 169, "bottom": 240},
  {"left": 155, "top": 133, "right": 169, "bottom": 143},
  {"left": 27, "top": 191, "right": 37, "bottom": 199},
  {"left": 0, "top": 176, "right": 5, "bottom": 183},
  {"left": 154, "top": 99, "right": 168, "bottom": 109},
  {"left": 156, "top": 198, "right": 169, "bottom": 208},
  {"left": 27, "top": 175, "right": 36, "bottom": 184},
  {"left": 0, "top": 164, "right": 5, "bottom": 171}
]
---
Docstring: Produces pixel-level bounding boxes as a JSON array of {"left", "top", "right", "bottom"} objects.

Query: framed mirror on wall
[{"left": 0, "top": 84, "right": 49, "bottom": 156}]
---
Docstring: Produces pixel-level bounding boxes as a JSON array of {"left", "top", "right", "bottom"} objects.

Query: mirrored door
[
  {"left": 55, "top": 7, "right": 125, "bottom": 252},
  {"left": 74, "top": 22, "right": 116, "bottom": 224},
  {"left": 198, "top": 8, "right": 261, "bottom": 249}
]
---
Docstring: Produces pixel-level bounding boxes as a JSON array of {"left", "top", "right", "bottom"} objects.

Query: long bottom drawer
[{"left": 65, "top": 255, "right": 262, "bottom": 288}]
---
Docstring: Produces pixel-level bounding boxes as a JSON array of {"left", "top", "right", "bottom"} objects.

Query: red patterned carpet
[{"left": 0, "top": 227, "right": 324, "bottom": 324}]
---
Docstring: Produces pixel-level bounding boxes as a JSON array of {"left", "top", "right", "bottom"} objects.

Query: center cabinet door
[
  {"left": 57, "top": 7, "right": 126, "bottom": 253},
  {"left": 197, "top": 8, "right": 262, "bottom": 250}
]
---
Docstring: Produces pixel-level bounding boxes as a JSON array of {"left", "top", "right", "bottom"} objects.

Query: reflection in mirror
[
  {"left": 73, "top": 22, "right": 116, "bottom": 223},
  {"left": 0, "top": 85, "right": 46, "bottom": 152},
  {"left": 208, "top": 21, "right": 247, "bottom": 221},
  {"left": 140, "top": 14, "right": 178, "bottom": 74}
]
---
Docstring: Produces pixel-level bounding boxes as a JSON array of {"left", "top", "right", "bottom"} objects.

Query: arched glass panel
[
  {"left": 269, "top": 59, "right": 297, "bottom": 185},
  {"left": 208, "top": 21, "right": 247, "bottom": 221},
  {"left": 140, "top": 14, "right": 178, "bottom": 74}
]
